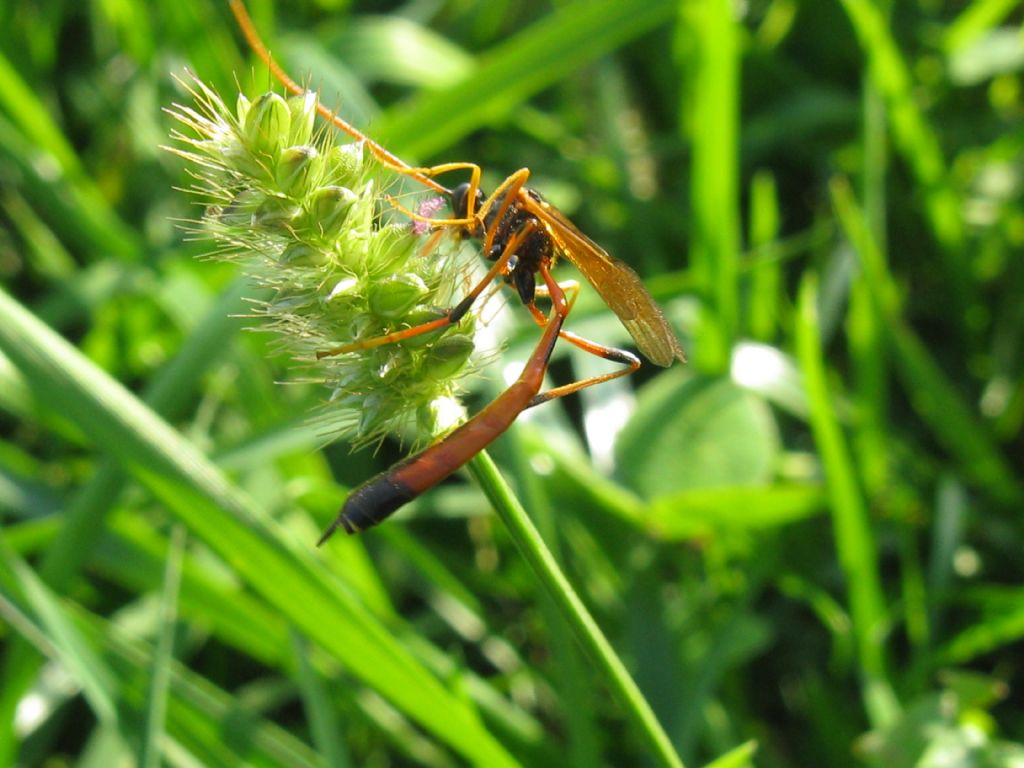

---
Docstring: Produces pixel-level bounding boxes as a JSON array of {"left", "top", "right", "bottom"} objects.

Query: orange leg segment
[
  {"left": 231, "top": 0, "right": 524, "bottom": 226},
  {"left": 228, "top": 0, "right": 451, "bottom": 196},
  {"left": 524, "top": 280, "right": 641, "bottom": 407},
  {"left": 385, "top": 167, "right": 532, "bottom": 244},
  {"left": 315, "top": 219, "right": 540, "bottom": 359}
]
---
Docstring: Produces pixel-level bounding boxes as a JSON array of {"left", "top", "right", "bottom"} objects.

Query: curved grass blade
[{"left": 0, "top": 286, "right": 521, "bottom": 767}]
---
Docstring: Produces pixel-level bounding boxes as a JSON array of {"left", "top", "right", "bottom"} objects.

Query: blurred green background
[{"left": 1, "top": 0, "right": 1022, "bottom": 766}]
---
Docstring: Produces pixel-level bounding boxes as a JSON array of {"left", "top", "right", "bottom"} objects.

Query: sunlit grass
[{"left": 1, "top": 1, "right": 1022, "bottom": 766}]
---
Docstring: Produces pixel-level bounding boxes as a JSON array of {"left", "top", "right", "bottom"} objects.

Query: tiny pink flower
[{"left": 412, "top": 197, "right": 447, "bottom": 234}]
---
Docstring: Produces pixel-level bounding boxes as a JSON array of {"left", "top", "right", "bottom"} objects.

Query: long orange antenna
[{"left": 227, "top": 0, "right": 450, "bottom": 196}]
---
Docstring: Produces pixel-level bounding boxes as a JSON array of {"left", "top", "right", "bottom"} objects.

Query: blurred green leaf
[
  {"left": 648, "top": 483, "right": 825, "bottom": 540},
  {"left": 0, "top": 545, "right": 120, "bottom": 727},
  {"left": 374, "top": 0, "right": 676, "bottom": 158},
  {"left": 616, "top": 373, "right": 779, "bottom": 497},
  {"left": 701, "top": 740, "right": 758, "bottom": 768}
]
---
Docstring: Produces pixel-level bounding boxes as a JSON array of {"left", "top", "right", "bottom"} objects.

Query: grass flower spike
[{"left": 166, "top": 77, "right": 476, "bottom": 447}]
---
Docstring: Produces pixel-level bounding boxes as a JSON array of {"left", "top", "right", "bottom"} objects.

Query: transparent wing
[{"left": 521, "top": 194, "right": 685, "bottom": 367}]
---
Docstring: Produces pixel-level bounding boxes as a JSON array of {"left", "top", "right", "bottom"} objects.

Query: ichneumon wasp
[{"left": 227, "top": 0, "right": 686, "bottom": 542}]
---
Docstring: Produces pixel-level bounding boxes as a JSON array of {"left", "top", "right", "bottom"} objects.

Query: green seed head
[
  {"left": 307, "top": 185, "right": 358, "bottom": 236},
  {"left": 287, "top": 91, "right": 318, "bottom": 146},
  {"left": 167, "top": 76, "right": 477, "bottom": 447},
  {"left": 280, "top": 242, "right": 329, "bottom": 268},
  {"left": 325, "top": 143, "right": 364, "bottom": 185},
  {"left": 253, "top": 195, "right": 301, "bottom": 229},
  {"left": 235, "top": 92, "right": 251, "bottom": 124},
  {"left": 399, "top": 306, "right": 448, "bottom": 349},
  {"left": 276, "top": 145, "right": 321, "bottom": 197},
  {"left": 244, "top": 91, "right": 291, "bottom": 160},
  {"left": 368, "top": 274, "right": 430, "bottom": 320},
  {"left": 420, "top": 335, "right": 476, "bottom": 381}
]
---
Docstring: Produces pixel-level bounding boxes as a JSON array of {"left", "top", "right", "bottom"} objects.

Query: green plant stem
[{"left": 468, "top": 451, "right": 685, "bottom": 768}]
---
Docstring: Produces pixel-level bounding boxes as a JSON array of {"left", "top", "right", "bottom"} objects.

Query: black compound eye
[{"left": 451, "top": 183, "right": 486, "bottom": 218}]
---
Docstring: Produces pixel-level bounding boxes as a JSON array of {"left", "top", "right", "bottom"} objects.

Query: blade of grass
[
  {"left": 373, "top": 0, "right": 677, "bottom": 158},
  {"left": 0, "top": 278, "right": 253, "bottom": 760},
  {"left": 0, "top": 57, "right": 139, "bottom": 260},
  {"left": 93, "top": 510, "right": 291, "bottom": 667},
  {"left": 0, "top": 541, "right": 120, "bottom": 730},
  {"left": 501, "top": 417, "right": 603, "bottom": 767},
  {"left": 291, "top": 628, "right": 351, "bottom": 768},
  {"left": 468, "top": 450, "right": 686, "bottom": 768},
  {"left": 898, "top": 522, "right": 929, "bottom": 654},
  {"left": 77, "top": 606, "right": 323, "bottom": 768},
  {"left": 0, "top": 286, "right": 521, "bottom": 767},
  {"left": 846, "top": 243, "right": 889, "bottom": 494},
  {"left": 113, "top": 490, "right": 541, "bottom": 752},
  {"left": 831, "top": 177, "right": 1023, "bottom": 504},
  {"left": 87, "top": 509, "right": 544, "bottom": 756},
  {"left": 848, "top": 42, "right": 891, "bottom": 495},
  {"left": 680, "top": 0, "right": 741, "bottom": 371},
  {"left": 937, "top": 597, "right": 1024, "bottom": 666},
  {"left": 928, "top": 476, "right": 968, "bottom": 633},
  {"left": 0, "top": 49, "right": 89, "bottom": 176},
  {"left": 93, "top": 0, "right": 154, "bottom": 62},
  {"left": 161, "top": 0, "right": 249, "bottom": 98},
  {"left": 139, "top": 525, "right": 186, "bottom": 768},
  {"left": 837, "top": 0, "right": 966, "bottom": 263},
  {"left": 942, "top": 0, "right": 1021, "bottom": 53},
  {"left": 795, "top": 272, "right": 899, "bottom": 729},
  {"left": 0, "top": 190, "right": 76, "bottom": 279},
  {"left": 701, "top": 739, "right": 758, "bottom": 768},
  {"left": 748, "top": 171, "right": 781, "bottom": 342}
]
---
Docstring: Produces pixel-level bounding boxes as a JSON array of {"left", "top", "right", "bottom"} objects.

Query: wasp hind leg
[{"left": 525, "top": 278, "right": 641, "bottom": 408}]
